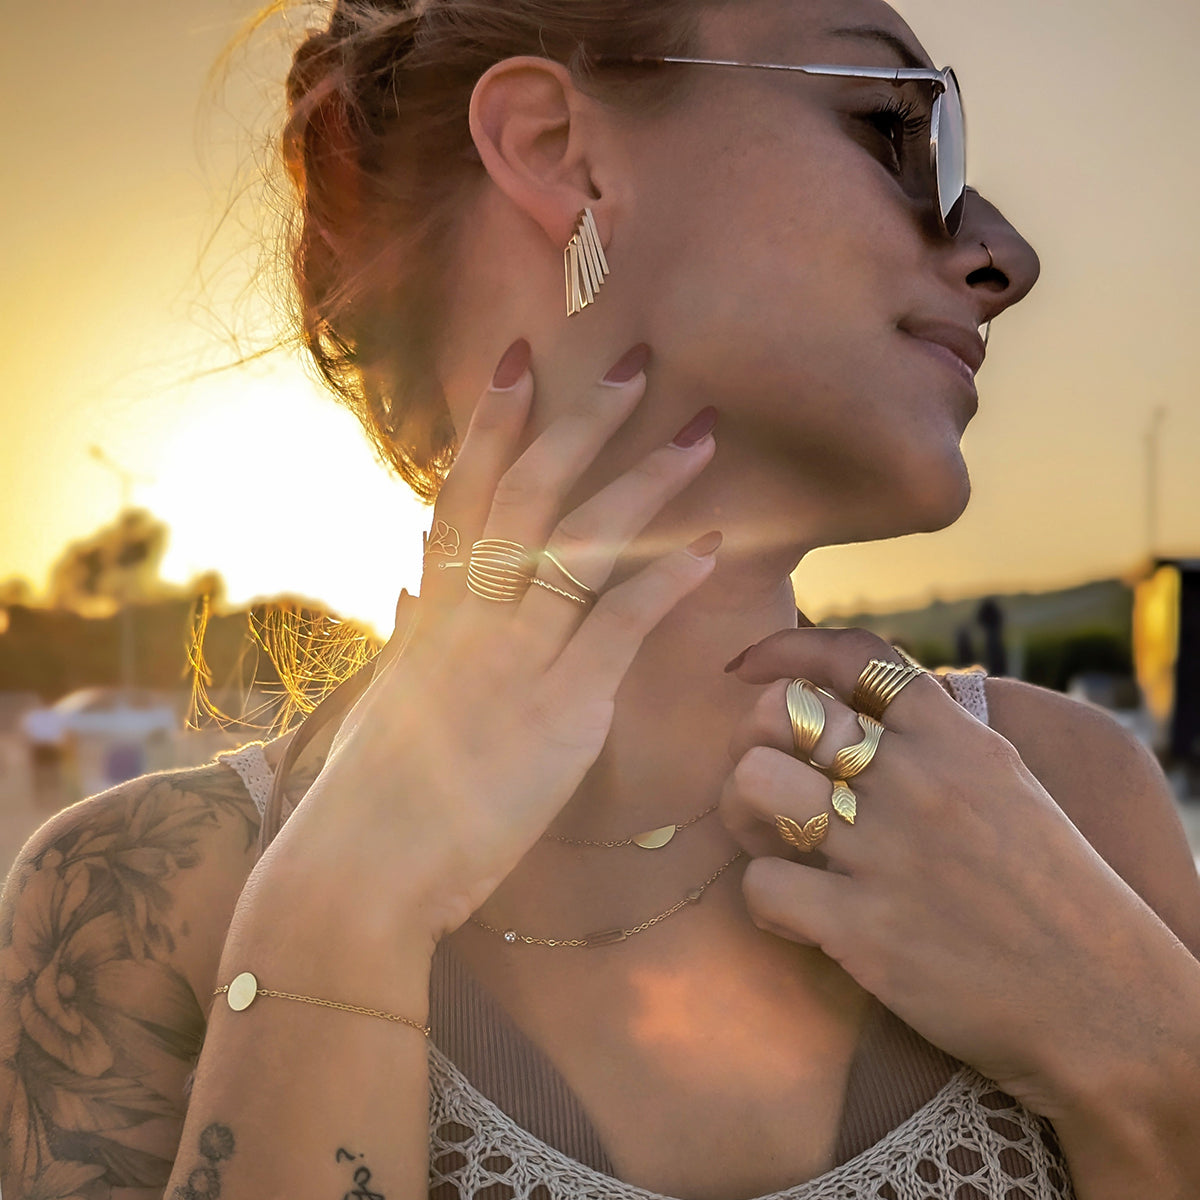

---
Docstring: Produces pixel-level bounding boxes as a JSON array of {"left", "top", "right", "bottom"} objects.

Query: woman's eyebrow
[{"left": 824, "top": 26, "right": 932, "bottom": 70}]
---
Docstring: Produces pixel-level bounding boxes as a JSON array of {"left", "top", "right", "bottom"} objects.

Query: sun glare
[{"left": 140, "top": 358, "right": 430, "bottom": 639}]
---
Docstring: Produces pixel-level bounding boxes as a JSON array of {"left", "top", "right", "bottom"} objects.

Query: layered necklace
[{"left": 470, "top": 800, "right": 744, "bottom": 949}]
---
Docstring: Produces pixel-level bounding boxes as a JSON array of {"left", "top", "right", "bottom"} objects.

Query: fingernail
[
  {"left": 685, "top": 530, "right": 723, "bottom": 559},
  {"left": 601, "top": 343, "right": 651, "bottom": 386},
  {"left": 491, "top": 339, "right": 531, "bottom": 390},
  {"left": 724, "top": 645, "right": 752, "bottom": 673},
  {"left": 671, "top": 407, "right": 718, "bottom": 449}
]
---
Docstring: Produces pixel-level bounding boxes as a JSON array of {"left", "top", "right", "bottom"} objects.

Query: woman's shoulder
[
  {"left": 0, "top": 755, "right": 267, "bottom": 1193},
  {"left": 1, "top": 756, "right": 268, "bottom": 1013},
  {"left": 983, "top": 676, "right": 1200, "bottom": 957}
]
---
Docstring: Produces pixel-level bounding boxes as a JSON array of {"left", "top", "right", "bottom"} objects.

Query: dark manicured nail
[
  {"left": 685, "top": 530, "right": 723, "bottom": 559},
  {"left": 671, "top": 407, "right": 718, "bottom": 449},
  {"left": 491, "top": 339, "right": 531, "bottom": 390},
  {"left": 724, "top": 645, "right": 753, "bottom": 673},
  {"left": 601, "top": 343, "right": 651, "bottom": 385}
]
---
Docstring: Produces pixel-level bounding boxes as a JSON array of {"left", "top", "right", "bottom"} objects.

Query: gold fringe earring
[{"left": 564, "top": 208, "right": 610, "bottom": 317}]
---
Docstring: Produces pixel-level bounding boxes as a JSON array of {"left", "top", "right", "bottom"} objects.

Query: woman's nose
[{"left": 955, "top": 189, "right": 1042, "bottom": 320}]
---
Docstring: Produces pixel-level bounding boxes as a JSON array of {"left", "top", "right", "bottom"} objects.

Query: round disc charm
[{"left": 226, "top": 971, "right": 259, "bottom": 1011}]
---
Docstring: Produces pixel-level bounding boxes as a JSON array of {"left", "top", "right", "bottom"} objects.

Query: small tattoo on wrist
[{"left": 335, "top": 1147, "right": 386, "bottom": 1200}]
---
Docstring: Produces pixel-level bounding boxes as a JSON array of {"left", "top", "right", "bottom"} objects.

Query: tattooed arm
[
  {"left": 0, "top": 762, "right": 262, "bottom": 1199},
  {"left": 161, "top": 826, "right": 435, "bottom": 1200}
]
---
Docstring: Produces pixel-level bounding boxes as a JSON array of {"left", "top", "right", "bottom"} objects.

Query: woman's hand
[
  {"left": 264, "top": 340, "right": 721, "bottom": 947},
  {"left": 720, "top": 628, "right": 1199, "bottom": 1122}
]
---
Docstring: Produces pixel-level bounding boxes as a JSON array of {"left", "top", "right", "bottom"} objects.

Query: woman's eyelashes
[{"left": 854, "top": 97, "right": 927, "bottom": 176}]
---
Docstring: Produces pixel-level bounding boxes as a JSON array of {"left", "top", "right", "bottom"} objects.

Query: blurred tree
[
  {"left": 0, "top": 578, "right": 35, "bottom": 607},
  {"left": 46, "top": 509, "right": 170, "bottom": 616}
]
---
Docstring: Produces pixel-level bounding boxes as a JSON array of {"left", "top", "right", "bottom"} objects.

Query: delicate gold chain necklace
[
  {"left": 471, "top": 849, "right": 746, "bottom": 949},
  {"left": 539, "top": 802, "right": 720, "bottom": 850}
]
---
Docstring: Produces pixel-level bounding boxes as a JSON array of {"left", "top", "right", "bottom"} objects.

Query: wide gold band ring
[
  {"left": 467, "top": 539, "right": 536, "bottom": 603},
  {"left": 852, "top": 659, "right": 927, "bottom": 722},
  {"left": 775, "top": 811, "right": 831, "bottom": 854}
]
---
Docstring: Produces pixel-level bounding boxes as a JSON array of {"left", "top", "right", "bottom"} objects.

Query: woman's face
[{"left": 612, "top": 0, "right": 1041, "bottom": 546}]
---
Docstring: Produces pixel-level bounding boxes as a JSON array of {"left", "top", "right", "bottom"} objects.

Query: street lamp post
[
  {"left": 1146, "top": 407, "right": 1168, "bottom": 562},
  {"left": 87, "top": 446, "right": 150, "bottom": 695}
]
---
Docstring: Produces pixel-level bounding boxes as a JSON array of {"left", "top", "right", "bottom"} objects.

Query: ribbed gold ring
[
  {"left": 467, "top": 539, "right": 535, "bottom": 603},
  {"left": 827, "top": 713, "right": 885, "bottom": 781},
  {"left": 852, "top": 659, "right": 926, "bottom": 722},
  {"left": 786, "top": 679, "right": 828, "bottom": 760}
]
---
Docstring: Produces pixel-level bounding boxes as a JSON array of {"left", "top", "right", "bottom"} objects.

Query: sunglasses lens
[{"left": 935, "top": 71, "right": 966, "bottom": 236}]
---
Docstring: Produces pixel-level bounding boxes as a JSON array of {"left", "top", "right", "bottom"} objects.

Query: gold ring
[
  {"left": 529, "top": 576, "right": 591, "bottom": 608},
  {"left": 539, "top": 549, "right": 597, "bottom": 599},
  {"left": 775, "top": 811, "right": 830, "bottom": 853},
  {"left": 852, "top": 659, "right": 926, "bottom": 722},
  {"left": 467, "top": 539, "right": 536, "bottom": 603},
  {"left": 786, "top": 679, "right": 828, "bottom": 759},
  {"left": 423, "top": 520, "right": 461, "bottom": 559},
  {"left": 813, "top": 714, "right": 885, "bottom": 827},
  {"left": 828, "top": 713, "right": 885, "bottom": 781}
]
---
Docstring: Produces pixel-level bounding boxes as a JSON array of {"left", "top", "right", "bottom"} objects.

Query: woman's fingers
[
  {"left": 727, "top": 627, "right": 952, "bottom": 733},
  {"left": 515, "top": 413, "right": 718, "bottom": 663},
  {"left": 417, "top": 339, "right": 535, "bottom": 610},
  {"left": 720, "top": 744, "right": 848, "bottom": 862},
  {"left": 470, "top": 344, "right": 652, "bottom": 571},
  {"left": 545, "top": 535, "right": 721, "bottom": 714},
  {"left": 742, "top": 856, "right": 852, "bottom": 950},
  {"left": 727, "top": 677, "right": 865, "bottom": 768}
]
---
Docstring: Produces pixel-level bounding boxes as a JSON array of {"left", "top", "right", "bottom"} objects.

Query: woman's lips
[
  {"left": 898, "top": 320, "right": 986, "bottom": 393},
  {"left": 908, "top": 334, "right": 978, "bottom": 388}
]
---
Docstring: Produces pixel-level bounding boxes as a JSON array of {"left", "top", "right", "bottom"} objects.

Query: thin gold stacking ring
[
  {"left": 539, "top": 549, "right": 597, "bottom": 600},
  {"left": 852, "top": 658, "right": 927, "bottom": 722},
  {"left": 467, "top": 539, "right": 536, "bottom": 603},
  {"left": 529, "top": 577, "right": 591, "bottom": 608}
]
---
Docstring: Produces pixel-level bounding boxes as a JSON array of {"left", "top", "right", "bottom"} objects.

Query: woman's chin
[
  {"left": 860, "top": 457, "right": 972, "bottom": 541},
  {"left": 906, "top": 460, "right": 973, "bottom": 533}
]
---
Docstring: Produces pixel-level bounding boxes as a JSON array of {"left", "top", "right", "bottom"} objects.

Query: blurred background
[{"left": 2, "top": 1, "right": 1199, "bottom": 875}]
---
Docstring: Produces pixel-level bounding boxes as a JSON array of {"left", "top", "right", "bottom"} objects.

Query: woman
[{"left": 2, "top": 0, "right": 1200, "bottom": 1197}]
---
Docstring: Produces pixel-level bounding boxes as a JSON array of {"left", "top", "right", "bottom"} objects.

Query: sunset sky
[{"left": 3, "top": 1, "right": 1198, "bottom": 637}]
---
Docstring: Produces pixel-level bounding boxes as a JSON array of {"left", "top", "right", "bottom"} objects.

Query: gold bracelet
[{"left": 213, "top": 971, "right": 430, "bottom": 1037}]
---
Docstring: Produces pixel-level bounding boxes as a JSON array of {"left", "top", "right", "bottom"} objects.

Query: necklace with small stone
[{"left": 470, "top": 847, "right": 746, "bottom": 949}]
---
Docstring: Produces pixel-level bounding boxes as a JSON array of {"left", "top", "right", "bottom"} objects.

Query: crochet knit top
[{"left": 217, "top": 668, "right": 1075, "bottom": 1200}]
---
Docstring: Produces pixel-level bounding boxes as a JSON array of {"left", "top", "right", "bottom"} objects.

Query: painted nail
[
  {"left": 491, "top": 339, "right": 531, "bottom": 390},
  {"left": 685, "top": 530, "right": 723, "bottom": 559},
  {"left": 724, "top": 645, "right": 753, "bottom": 673},
  {"left": 671, "top": 407, "right": 718, "bottom": 449},
  {"left": 601, "top": 343, "right": 651, "bottom": 385}
]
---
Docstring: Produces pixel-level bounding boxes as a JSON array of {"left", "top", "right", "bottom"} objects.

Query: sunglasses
[{"left": 593, "top": 55, "right": 967, "bottom": 240}]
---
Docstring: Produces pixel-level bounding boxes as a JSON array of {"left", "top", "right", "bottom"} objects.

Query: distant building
[{"left": 1134, "top": 559, "right": 1200, "bottom": 764}]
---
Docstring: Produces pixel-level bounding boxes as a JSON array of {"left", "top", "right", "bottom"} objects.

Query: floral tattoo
[{"left": 0, "top": 757, "right": 292, "bottom": 1196}]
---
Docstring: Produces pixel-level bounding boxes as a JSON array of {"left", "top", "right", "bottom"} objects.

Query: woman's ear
[{"left": 468, "top": 56, "right": 605, "bottom": 249}]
